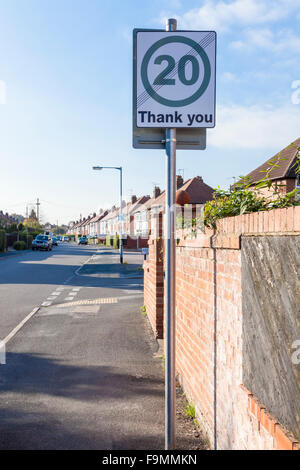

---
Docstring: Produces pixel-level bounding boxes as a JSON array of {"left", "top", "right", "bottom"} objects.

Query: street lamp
[{"left": 92, "top": 166, "right": 123, "bottom": 264}]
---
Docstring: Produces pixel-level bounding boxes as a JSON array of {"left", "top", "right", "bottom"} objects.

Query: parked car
[
  {"left": 32, "top": 235, "right": 52, "bottom": 251},
  {"left": 63, "top": 236, "right": 69, "bottom": 242},
  {"left": 56, "top": 236, "right": 62, "bottom": 241},
  {"left": 78, "top": 236, "right": 88, "bottom": 245},
  {"left": 52, "top": 237, "right": 58, "bottom": 246}
]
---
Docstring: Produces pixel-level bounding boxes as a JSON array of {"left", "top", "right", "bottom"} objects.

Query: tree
[{"left": 29, "top": 209, "right": 37, "bottom": 221}]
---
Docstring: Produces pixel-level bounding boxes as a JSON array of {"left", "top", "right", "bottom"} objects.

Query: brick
[
  {"left": 249, "top": 213, "right": 254, "bottom": 233},
  {"left": 268, "top": 210, "right": 275, "bottom": 233},
  {"left": 274, "top": 209, "right": 281, "bottom": 232},
  {"left": 295, "top": 206, "right": 300, "bottom": 231},
  {"left": 260, "top": 409, "right": 277, "bottom": 436},
  {"left": 263, "top": 211, "right": 269, "bottom": 232},
  {"left": 286, "top": 206, "right": 294, "bottom": 232},
  {"left": 279, "top": 208, "right": 287, "bottom": 232},
  {"left": 275, "top": 425, "right": 294, "bottom": 450},
  {"left": 258, "top": 212, "right": 264, "bottom": 233}
]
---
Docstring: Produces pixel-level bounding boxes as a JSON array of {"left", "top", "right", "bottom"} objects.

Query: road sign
[
  {"left": 133, "top": 29, "right": 216, "bottom": 130},
  {"left": 133, "top": 19, "right": 217, "bottom": 451}
]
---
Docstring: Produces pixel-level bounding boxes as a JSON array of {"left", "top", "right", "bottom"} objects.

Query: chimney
[
  {"left": 196, "top": 176, "right": 203, "bottom": 182},
  {"left": 176, "top": 175, "right": 184, "bottom": 189},
  {"left": 93, "top": 212, "right": 96, "bottom": 217},
  {"left": 131, "top": 195, "right": 137, "bottom": 204},
  {"left": 153, "top": 186, "right": 161, "bottom": 199},
  {"left": 111, "top": 205, "right": 116, "bottom": 211}
]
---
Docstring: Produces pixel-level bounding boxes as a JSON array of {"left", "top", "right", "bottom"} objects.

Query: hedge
[
  {"left": 13, "top": 241, "right": 26, "bottom": 251},
  {"left": 19, "top": 232, "right": 33, "bottom": 248},
  {"left": 0, "top": 230, "right": 6, "bottom": 252},
  {"left": 113, "top": 235, "right": 119, "bottom": 249},
  {"left": 106, "top": 235, "right": 113, "bottom": 247}
]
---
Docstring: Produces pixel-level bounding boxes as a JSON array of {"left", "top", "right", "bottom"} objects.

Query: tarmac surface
[{"left": 0, "top": 245, "right": 165, "bottom": 449}]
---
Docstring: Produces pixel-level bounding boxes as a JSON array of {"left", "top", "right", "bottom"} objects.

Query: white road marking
[
  {"left": 72, "top": 288, "right": 81, "bottom": 292},
  {"left": 51, "top": 292, "right": 61, "bottom": 296},
  {"left": 47, "top": 297, "right": 56, "bottom": 301},
  {"left": 70, "top": 291, "right": 78, "bottom": 296},
  {"left": 42, "top": 301, "right": 52, "bottom": 306},
  {"left": 64, "top": 297, "right": 74, "bottom": 301},
  {"left": 2, "top": 307, "right": 40, "bottom": 345}
]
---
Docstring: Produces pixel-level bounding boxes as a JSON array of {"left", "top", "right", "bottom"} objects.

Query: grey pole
[
  {"left": 165, "top": 17, "right": 177, "bottom": 451},
  {"left": 26, "top": 205, "right": 29, "bottom": 249},
  {"left": 92, "top": 166, "right": 123, "bottom": 264},
  {"left": 119, "top": 167, "right": 123, "bottom": 264}
]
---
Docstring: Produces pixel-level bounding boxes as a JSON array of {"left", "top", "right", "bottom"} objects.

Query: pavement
[{"left": 0, "top": 244, "right": 165, "bottom": 450}]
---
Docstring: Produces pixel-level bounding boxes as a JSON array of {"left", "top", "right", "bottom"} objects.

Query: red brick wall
[
  {"left": 144, "top": 206, "right": 300, "bottom": 449},
  {"left": 144, "top": 213, "right": 164, "bottom": 338},
  {"left": 126, "top": 236, "right": 148, "bottom": 249}
]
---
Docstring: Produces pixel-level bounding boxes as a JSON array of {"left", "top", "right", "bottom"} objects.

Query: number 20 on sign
[{"left": 134, "top": 30, "right": 216, "bottom": 129}]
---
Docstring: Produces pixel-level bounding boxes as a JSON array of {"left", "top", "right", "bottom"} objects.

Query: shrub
[
  {"left": 106, "top": 235, "right": 112, "bottom": 247},
  {"left": 13, "top": 241, "right": 26, "bottom": 251},
  {"left": 7, "top": 223, "right": 18, "bottom": 233},
  {"left": 19, "top": 232, "right": 33, "bottom": 248},
  {"left": 113, "top": 235, "right": 119, "bottom": 249},
  {"left": 0, "top": 230, "right": 6, "bottom": 252},
  {"left": 204, "top": 186, "right": 300, "bottom": 229},
  {"left": 204, "top": 187, "right": 267, "bottom": 228}
]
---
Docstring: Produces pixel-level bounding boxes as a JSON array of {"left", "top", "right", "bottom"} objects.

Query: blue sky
[{"left": 0, "top": 0, "right": 300, "bottom": 224}]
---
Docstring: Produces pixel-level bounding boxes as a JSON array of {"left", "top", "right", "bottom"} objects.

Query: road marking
[
  {"left": 70, "top": 291, "right": 78, "bottom": 296},
  {"left": 64, "top": 297, "right": 74, "bottom": 301},
  {"left": 72, "top": 288, "right": 81, "bottom": 292},
  {"left": 2, "top": 307, "right": 40, "bottom": 345},
  {"left": 55, "top": 297, "right": 118, "bottom": 308},
  {"left": 42, "top": 301, "right": 52, "bottom": 306},
  {"left": 51, "top": 292, "right": 61, "bottom": 296},
  {"left": 47, "top": 297, "right": 56, "bottom": 301}
]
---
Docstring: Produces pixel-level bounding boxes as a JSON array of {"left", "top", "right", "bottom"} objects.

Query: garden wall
[{"left": 143, "top": 206, "right": 300, "bottom": 449}]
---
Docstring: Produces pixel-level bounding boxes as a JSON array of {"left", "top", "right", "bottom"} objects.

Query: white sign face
[{"left": 135, "top": 30, "right": 216, "bottom": 128}]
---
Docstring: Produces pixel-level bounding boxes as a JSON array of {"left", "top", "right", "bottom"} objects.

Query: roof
[
  {"left": 181, "top": 176, "right": 214, "bottom": 203},
  {"left": 142, "top": 176, "right": 214, "bottom": 210},
  {"left": 127, "top": 195, "right": 150, "bottom": 215},
  {"left": 244, "top": 138, "right": 300, "bottom": 184}
]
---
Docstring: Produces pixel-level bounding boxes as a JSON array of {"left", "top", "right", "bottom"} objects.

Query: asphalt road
[
  {"left": 0, "top": 243, "right": 100, "bottom": 339},
  {"left": 0, "top": 244, "right": 165, "bottom": 450}
]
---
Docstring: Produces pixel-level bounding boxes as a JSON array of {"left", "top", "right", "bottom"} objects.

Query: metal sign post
[
  {"left": 165, "top": 17, "right": 177, "bottom": 452},
  {"left": 119, "top": 167, "right": 123, "bottom": 264},
  {"left": 133, "top": 19, "right": 216, "bottom": 450}
]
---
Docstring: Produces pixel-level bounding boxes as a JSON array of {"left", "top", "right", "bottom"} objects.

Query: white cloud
[
  {"left": 163, "top": 0, "right": 300, "bottom": 32},
  {"left": 209, "top": 104, "right": 300, "bottom": 149},
  {"left": 231, "top": 28, "right": 300, "bottom": 53},
  {"left": 221, "top": 72, "right": 238, "bottom": 82}
]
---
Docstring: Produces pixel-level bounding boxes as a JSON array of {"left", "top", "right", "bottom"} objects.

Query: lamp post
[{"left": 92, "top": 166, "right": 123, "bottom": 264}]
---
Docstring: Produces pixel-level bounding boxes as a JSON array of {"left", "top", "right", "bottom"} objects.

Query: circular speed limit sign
[{"left": 134, "top": 30, "right": 216, "bottom": 128}]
